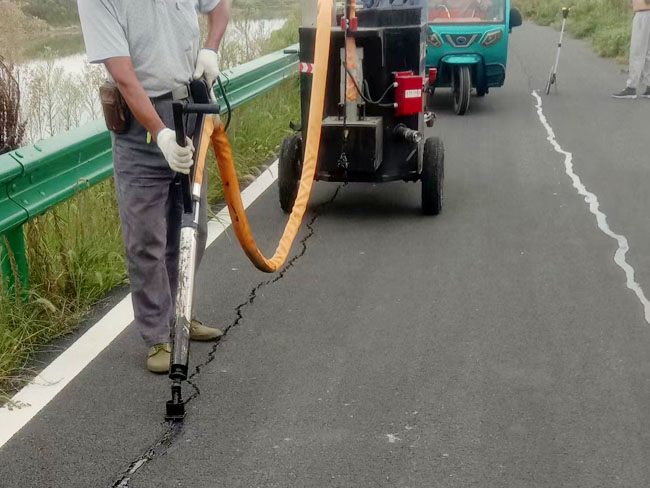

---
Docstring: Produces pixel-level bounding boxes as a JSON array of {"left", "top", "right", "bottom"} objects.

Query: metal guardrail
[{"left": 0, "top": 45, "right": 299, "bottom": 296}]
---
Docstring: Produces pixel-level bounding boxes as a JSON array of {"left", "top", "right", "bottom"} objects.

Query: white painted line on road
[
  {"left": 0, "top": 161, "right": 279, "bottom": 450},
  {"left": 532, "top": 91, "right": 650, "bottom": 325}
]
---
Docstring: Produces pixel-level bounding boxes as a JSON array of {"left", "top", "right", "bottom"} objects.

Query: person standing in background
[{"left": 613, "top": 0, "right": 650, "bottom": 98}]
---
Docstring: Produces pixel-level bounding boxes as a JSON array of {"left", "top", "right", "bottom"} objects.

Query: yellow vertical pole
[{"left": 345, "top": 0, "right": 358, "bottom": 104}]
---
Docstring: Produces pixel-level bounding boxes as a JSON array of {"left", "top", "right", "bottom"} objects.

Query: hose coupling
[{"left": 394, "top": 124, "right": 423, "bottom": 144}]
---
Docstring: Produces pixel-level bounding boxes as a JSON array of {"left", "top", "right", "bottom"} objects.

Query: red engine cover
[{"left": 394, "top": 71, "right": 424, "bottom": 117}]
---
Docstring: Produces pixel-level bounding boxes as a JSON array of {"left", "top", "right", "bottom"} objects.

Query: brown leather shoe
[
  {"left": 147, "top": 343, "right": 171, "bottom": 374},
  {"left": 190, "top": 318, "right": 223, "bottom": 341}
]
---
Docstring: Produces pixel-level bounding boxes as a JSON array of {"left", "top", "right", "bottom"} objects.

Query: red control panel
[{"left": 394, "top": 71, "right": 424, "bottom": 117}]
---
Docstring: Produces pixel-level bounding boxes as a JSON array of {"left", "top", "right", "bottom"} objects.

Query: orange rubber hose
[
  {"left": 345, "top": 0, "right": 358, "bottom": 102},
  {"left": 194, "top": 116, "right": 214, "bottom": 188},
  {"left": 209, "top": 0, "right": 333, "bottom": 273}
]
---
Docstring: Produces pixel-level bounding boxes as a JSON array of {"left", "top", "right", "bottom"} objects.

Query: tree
[{"left": 0, "top": 2, "right": 47, "bottom": 63}]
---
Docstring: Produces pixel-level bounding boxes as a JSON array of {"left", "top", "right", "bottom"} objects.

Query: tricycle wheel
[
  {"left": 278, "top": 133, "right": 302, "bottom": 213},
  {"left": 452, "top": 65, "right": 471, "bottom": 115},
  {"left": 421, "top": 136, "right": 444, "bottom": 215}
]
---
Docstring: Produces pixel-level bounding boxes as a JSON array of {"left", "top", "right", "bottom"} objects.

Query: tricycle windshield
[{"left": 429, "top": 0, "right": 506, "bottom": 24}]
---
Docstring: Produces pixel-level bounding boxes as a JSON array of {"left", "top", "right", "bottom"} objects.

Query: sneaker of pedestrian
[
  {"left": 190, "top": 317, "right": 223, "bottom": 341},
  {"left": 641, "top": 87, "right": 650, "bottom": 99},
  {"left": 612, "top": 87, "right": 637, "bottom": 99},
  {"left": 147, "top": 342, "right": 171, "bottom": 374}
]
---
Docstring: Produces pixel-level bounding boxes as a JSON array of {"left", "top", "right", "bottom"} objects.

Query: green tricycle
[{"left": 425, "top": 0, "right": 522, "bottom": 114}]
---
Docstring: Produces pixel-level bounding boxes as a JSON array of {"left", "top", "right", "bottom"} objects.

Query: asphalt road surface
[{"left": 3, "top": 23, "right": 650, "bottom": 488}]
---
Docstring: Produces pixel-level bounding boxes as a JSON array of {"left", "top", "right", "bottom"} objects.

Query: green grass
[
  {"left": 0, "top": 77, "right": 300, "bottom": 402},
  {"left": 514, "top": 0, "right": 634, "bottom": 60},
  {"left": 0, "top": 180, "right": 125, "bottom": 403}
]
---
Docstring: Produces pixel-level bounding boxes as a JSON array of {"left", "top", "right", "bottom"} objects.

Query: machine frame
[{"left": 279, "top": 0, "right": 445, "bottom": 215}]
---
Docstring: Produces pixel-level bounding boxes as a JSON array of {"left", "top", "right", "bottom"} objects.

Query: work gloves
[
  {"left": 156, "top": 48, "right": 216, "bottom": 174},
  {"left": 193, "top": 48, "right": 220, "bottom": 88},
  {"left": 156, "top": 128, "right": 195, "bottom": 174}
]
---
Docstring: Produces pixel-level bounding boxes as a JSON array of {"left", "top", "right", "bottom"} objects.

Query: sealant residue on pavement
[{"left": 532, "top": 90, "right": 650, "bottom": 325}]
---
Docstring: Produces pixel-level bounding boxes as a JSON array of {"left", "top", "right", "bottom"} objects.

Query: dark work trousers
[{"left": 112, "top": 97, "right": 208, "bottom": 347}]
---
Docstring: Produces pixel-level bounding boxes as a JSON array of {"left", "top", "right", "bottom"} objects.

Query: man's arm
[
  {"left": 193, "top": 1, "right": 231, "bottom": 88},
  {"left": 104, "top": 57, "right": 166, "bottom": 140},
  {"left": 104, "top": 57, "right": 194, "bottom": 173},
  {"left": 205, "top": 0, "right": 231, "bottom": 52}
]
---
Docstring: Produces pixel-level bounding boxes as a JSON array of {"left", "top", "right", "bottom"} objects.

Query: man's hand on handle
[
  {"left": 156, "top": 128, "right": 195, "bottom": 175},
  {"left": 193, "top": 48, "right": 220, "bottom": 87}
]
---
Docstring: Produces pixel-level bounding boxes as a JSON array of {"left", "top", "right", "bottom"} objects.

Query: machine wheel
[
  {"left": 278, "top": 133, "right": 302, "bottom": 213},
  {"left": 421, "top": 136, "right": 444, "bottom": 215},
  {"left": 452, "top": 65, "right": 471, "bottom": 115}
]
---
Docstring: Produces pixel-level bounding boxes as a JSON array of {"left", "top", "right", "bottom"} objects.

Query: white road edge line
[
  {"left": 0, "top": 161, "right": 279, "bottom": 450},
  {"left": 532, "top": 91, "right": 650, "bottom": 325}
]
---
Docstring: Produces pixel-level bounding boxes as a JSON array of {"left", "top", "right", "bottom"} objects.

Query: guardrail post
[{"left": 1, "top": 226, "right": 28, "bottom": 300}]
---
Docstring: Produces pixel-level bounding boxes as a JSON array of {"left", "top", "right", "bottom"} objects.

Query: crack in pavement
[
  {"left": 111, "top": 422, "right": 183, "bottom": 488},
  {"left": 110, "top": 185, "right": 345, "bottom": 488}
]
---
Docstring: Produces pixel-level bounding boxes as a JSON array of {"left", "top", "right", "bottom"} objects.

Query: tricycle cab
[{"left": 425, "top": 0, "right": 522, "bottom": 113}]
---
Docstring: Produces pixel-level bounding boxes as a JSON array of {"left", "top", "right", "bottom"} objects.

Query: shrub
[
  {"left": 0, "top": 57, "right": 25, "bottom": 154},
  {"left": 0, "top": 2, "right": 48, "bottom": 63}
]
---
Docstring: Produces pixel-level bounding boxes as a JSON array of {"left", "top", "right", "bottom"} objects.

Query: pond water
[{"left": 20, "top": 18, "right": 286, "bottom": 80}]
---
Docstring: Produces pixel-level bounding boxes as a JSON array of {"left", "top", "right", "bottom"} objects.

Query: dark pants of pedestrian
[{"left": 112, "top": 97, "right": 208, "bottom": 347}]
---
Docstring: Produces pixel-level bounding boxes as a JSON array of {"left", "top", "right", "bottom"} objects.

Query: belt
[{"left": 151, "top": 84, "right": 191, "bottom": 102}]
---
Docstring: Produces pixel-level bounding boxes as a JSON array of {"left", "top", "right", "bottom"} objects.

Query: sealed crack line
[
  {"left": 532, "top": 90, "right": 650, "bottom": 325},
  {"left": 110, "top": 185, "right": 344, "bottom": 488}
]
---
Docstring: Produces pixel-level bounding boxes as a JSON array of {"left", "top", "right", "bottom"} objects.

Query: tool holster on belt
[{"left": 100, "top": 81, "right": 131, "bottom": 134}]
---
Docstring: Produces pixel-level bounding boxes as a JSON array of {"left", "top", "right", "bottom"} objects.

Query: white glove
[
  {"left": 156, "top": 128, "right": 195, "bottom": 175},
  {"left": 193, "top": 48, "right": 220, "bottom": 88}
]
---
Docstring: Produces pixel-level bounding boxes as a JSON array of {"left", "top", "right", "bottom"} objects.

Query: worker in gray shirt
[{"left": 77, "top": 0, "right": 230, "bottom": 373}]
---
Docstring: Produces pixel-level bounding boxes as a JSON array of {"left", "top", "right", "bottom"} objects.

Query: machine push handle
[
  {"left": 172, "top": 98, "right": 220, "bottom": 147},
  {"left": 172, "top": 102, "right": 186, "bottom": 147},
  {"left": 183, "top": 103, "right": 221, "bottom": 115},
  {"left": 172, "top": 101, "right": 192, "bottom": 213}
]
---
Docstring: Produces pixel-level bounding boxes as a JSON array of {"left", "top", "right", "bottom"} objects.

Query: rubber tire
[
  {"left": 278, "top": 133, "right": 302, "bottom": 213},
  {"left": 421, "top": 137, "right": 444, "bottom": 216},
  {"left": 452, "top": 65, "right": 471, "bottom": 115}
]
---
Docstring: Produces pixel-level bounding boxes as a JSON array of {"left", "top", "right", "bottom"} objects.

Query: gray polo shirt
[{"left": 77, "top": 0, "right": 220, "bottom": 97}]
